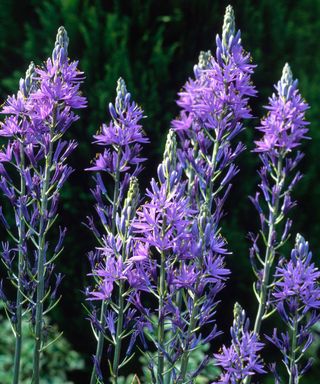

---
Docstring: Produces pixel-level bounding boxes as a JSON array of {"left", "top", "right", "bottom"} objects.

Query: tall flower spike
[
  {"left": 86, "top": 78, "right": 148, "bottom": 383},
  {"left": 130, "top": 129, "right": 194, "bottom": 381},
  {"left": 213, "top": 303, "right": 265, "bottom": 383},
  {"left": 248, "top": 65, "right": 310, "bottom": 352},
  {"left": 0, "top": 26, "right": 86, "bottom": 384},
  {"left": 170, "top": 5, "right": 255, "bottom": 381},
  {"left": 267, "top": 234, "right": 320, "bottom": 384}
]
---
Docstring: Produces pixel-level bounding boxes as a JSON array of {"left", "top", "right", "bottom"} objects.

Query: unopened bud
[{"left": 222, "top": 5, "right": 235, "bottom": 49}]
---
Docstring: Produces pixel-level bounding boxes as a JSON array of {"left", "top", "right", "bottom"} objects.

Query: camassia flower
[
  {"left": 267, "top": 234, "right": 320, "bottom": 384},
  {"left": 0, "top": 26, "right": 86, "bottom": 384},
  {"left": 213, "top": 303, "right": 265, "bottom": 384},
  {"left": 248, "top": 64, "right": 310, "bottom": 341},
  {"left": 85, "top": 78, "right": 149, "bottom": 383},
  {"left": 87, "top": 77, "right": 148, "bottom": 176},
  {"left": 255, "top": 63, "right": 309, "bottom": 154},
  {"left": 167, "top": 5, "right": 256, "bottom": 382},
  {"left": 172, "top": 4, "right": 256, "bottom": 212}
]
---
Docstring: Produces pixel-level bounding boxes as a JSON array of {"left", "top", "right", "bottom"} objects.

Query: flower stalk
[
  {"left": 253, "top": 155, "right": 284, "bottom": 335},
  {"left": 249, "top": 63, "right": 309, "bottom": 338},
  {"left": 32, "top": 113, "right": 55, "bottom": 383},
  {"left": 0, "top": 26, "right": 86, "bottom": 383},
  {"left": 86, "top": 78, "right": 148, "bottom": 383},
  {"left": 13, "top": 142, "right": 26, "bottom": 384}
]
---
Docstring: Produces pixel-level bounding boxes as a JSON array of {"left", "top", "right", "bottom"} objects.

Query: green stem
[
  {"left": 111, "top": 280, "right": 124, "bottom": 383},
  {"left": 32, "top": 112, "right": 56, "bottom": 384},
  {"left": 253, "top": 156, "right": 283, "bottom": 335},
  {"left": 90, "top": 152, "right": 121, "bottom": 384},
  {"left": 179, "top": 300, "right": 198, "bottom": 382},
  {"left": 157, "top": 250, "right": 166, "bottom": 384},
  {"left": 178, "top": 140, "right": 220, "bottom": 383},
  {"left": 112, "top": 207, "right": 130, "bottom": 383},
  {"left": 244, "top": 156, "right": 283, "bottom": 384},
  {"left": 205, "top": 140, "right": 219, "bottom": 211},
  {"left": 289, "top": 317, "right": 298, "bottom": 384},
  {"left": 90, "top": 301, "right": 107, "bottom": 384},
  {"left": 13, "top": 143, "right": 26, "bottom": 384}
]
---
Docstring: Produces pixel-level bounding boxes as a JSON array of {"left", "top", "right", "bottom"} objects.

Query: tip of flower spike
[
  {"left": 121, "top": 177, "right": 140, "bottom": 225},
  {"left": 163, "top": 129, "right": 177, "bottom": 163},
  {"left": 197, "top": 50, "right": 213, "bottom": 70},
  {"left": 115, "top": 77, "right": 130, "bottom": 114},
  {"left": 19, "top": 61, "right": 36, "bottom": 97},
  {"left": 294, "top": 233, "right": 310, "bottom": 258},
  {"left": 279, "top": 63, "right": 297, "bottom": 100},
  {"left": 116, "top": 77, "right": 128, "bottom": 98},
  {"left": 127, "top": 176, "right": 139, "bottom": 202},
  {"left": 281, "top": 63, "right": 293, "bottom": 87},
  {"left": 233, "top": 302, "right": 245, "bottom": 322},
  {"left": 52, "top": 26, "right": 69, "bottom": 65},
  {"left": 295, "top": 233, "right": 304, "bottom": 245},
  {"left": 55, "top": 26, "right": 69, "bottom": 49},
  {"left": 222, "top": 5, "right": 235, "bottom": 49}
]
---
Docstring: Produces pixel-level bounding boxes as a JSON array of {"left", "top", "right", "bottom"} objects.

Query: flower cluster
[
  {"left": 1, "top": 5, "right": 319, "bottom": 384},
  {"left": 213, "top": 303, "right": 265, "bottom": 383},
  {"left": 0, "top": 26, "right": 86, "bottom": 383},
  {"left": 85, "top": 78, "right": 149, "bottom": 383},
  {"left": 162, "top": 5, "right": 256, "bottom": 381},
  {"left": 172, "top": 4, "right": 256, "bottom": 211},
  {"left": 267, "top": 234, "right": 320, "bottom": 383},
  {"left": 255, "top": 63, "right": 309, "bottom": 154},
  {"left": 249, "top": 63, "right": 309, "bottom": 337},
  {"left": 87, "top": 77, "right": 147, "bottom": 177}
]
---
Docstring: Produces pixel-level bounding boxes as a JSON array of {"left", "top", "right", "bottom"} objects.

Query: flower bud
[{"left": 222, "top": 5, "right": 235, "bottom": 50}]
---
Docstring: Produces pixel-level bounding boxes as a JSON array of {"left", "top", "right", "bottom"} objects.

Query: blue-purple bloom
[
  {"left": 86, "top": 77, "right": 148, "bottom": 176},
  {"left": 267, "top": 234, "right": 320, "bottom": 383},
  {"left": 213, "top": 303, "right": 265, "bottom": 383},
  {"left": 255, "top": 63, "right": 309, "bottom": 154},
  {"left": 172, "top": 4, "right": 256, "bottom": 212},
  {"left": 249, "top": 63, "right": 309, "bottom": 339},
  {"left": 161, "top": 5, "right": 256, "bottom": 381},
  {"left": 85, "top": 78, "right": 149, "bottom": 382},
  {"left": 0, "top": 26, "right": 86, "bottom": 383},
  {"left": 119, "top": 8, "right": 255, "bottom": 384}
]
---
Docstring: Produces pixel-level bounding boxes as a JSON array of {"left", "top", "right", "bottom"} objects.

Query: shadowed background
[{"left": 0, "top": 0, "right": 319, "bottom": 382}]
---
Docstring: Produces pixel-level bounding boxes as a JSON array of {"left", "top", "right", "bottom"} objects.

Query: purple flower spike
[
  {"left": 86, "top": 77, "right": 148, "bottom": 175},
  {"left": 268, "top": 234, "right": 320, "bottom": 383},
  {"left": 0, "top": 26, "right": 86, "bottom": 383},
  {"left": 168, "top": 5, "right": 255, "bottom": 382},
  {"left": 86, "top": 77, "right": 149, "bottom": 383},
  {"left": 249, "top": 64, "right": 310, "bottom": 345},
  {"left": 255, "top": 63, "right": 309, "bottom": 155},
  {"left": 172, "top": 4, "right": 256, "bottom": 212},
  {"left": 213, "top": 303, "right": 265, "bottom": 383}
]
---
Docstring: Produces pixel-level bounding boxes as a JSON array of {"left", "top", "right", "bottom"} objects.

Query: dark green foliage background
[{"left": 0, "top": 0, "right": 319, "bottom": 382}]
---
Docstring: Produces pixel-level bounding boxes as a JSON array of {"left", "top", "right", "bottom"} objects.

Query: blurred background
[{"left": 0, "top": 0, "right": 319, "bottom": 382}]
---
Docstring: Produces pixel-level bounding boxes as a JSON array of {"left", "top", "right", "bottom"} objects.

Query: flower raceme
[
  {"left": 248, "top": 64, "right": 310, "bottom": 345},
  {"left": 255, "top": 63, "right": 309, "bottom": 154},
  {"left": 267, "top": 234, "right": 320, "bottom": 384},
  {"left": 168, "top": 5, "right": 256, "bottom": 382},
  {"left": 87, "top": 77, "right": 148, "bottom": 175},
  {"left": 86, "top": 78, "right": 149, "bottom": 383},
  {"left": 213, "top": 303, "right": 266, "bottom": 383},
  {"left": 0, "top": 26, "right": 86, "bottom": 384},
  {"left": 172, "top": 4, "right": 256, "bottom": 211}
]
